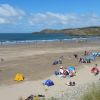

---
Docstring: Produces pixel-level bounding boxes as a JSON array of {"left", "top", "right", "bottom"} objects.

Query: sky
[{"left": 0, "top": 0, "right": 100, "bottom": 33}]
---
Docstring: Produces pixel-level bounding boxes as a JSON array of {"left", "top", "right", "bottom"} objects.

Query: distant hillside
[{"left": 33, "top": 26, "right": 100, "bottom": 36}]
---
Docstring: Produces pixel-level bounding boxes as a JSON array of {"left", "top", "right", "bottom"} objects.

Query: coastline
[
  {"left": 0, "top": 40, "right": 100, "bottom": 85},
  {"left": 0, "top": 36, "right": 100, "bottom": 46},
  {"left": 0, "top": 40, "right": 99, "bottom": 99}
]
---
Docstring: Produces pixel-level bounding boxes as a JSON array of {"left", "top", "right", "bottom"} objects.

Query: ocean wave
[{"left": 0, "top": 37, "right": 100, "bottom": 45}]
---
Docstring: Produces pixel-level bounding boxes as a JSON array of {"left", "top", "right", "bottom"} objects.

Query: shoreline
[
  {"left": 0, "top": 36, "right": 100, "bottom": 46},
  {"left": 0, "top": 40, "right": 99, "bottom": 99}
]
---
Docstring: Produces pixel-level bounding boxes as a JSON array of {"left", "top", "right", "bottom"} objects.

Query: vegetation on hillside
[{"left": 33, "top": 26, "right": 100, "bottom": 36}]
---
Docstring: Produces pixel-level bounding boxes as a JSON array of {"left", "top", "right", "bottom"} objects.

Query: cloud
[
  {"left": 0, "top": 4, "right": 100, "bottom": 32},
  {"left": 29, "top": 12, "right": 100, "bottom": 29},
  {"left": 0, "top": 4, "right": 25, "bottom": 24}
]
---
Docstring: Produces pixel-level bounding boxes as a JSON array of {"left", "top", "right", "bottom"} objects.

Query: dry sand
[{"left": 0, "top": 40, "right": 99, "bottom": 100}]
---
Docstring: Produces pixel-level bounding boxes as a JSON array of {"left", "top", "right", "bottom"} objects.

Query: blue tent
[
  {"left": 97, "top": 52, "right": 100, "bottom": 56},
  {"left": 91, "top": 52, "right": 98, "bottom": 57},
  {"left": 68, "top": 66, "right": 75, "bottom": 71},
  {"left": 45, "top": 79, "right": 54, "bottom": 86},
  {"left": 85, "top": 55, "right": 96, "bottom": 61}
]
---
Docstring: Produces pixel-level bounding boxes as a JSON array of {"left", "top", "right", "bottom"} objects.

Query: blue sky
[{"left": 0, "top": 0, "right": 100, "bottom": 33}]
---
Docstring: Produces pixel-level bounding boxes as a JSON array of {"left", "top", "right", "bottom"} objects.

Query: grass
[
  {"left": 81, "top": 84, "right": 100, "bottom": 100},
  {"left": 19, "top": 84, "right": 100, "bottom": 100}
]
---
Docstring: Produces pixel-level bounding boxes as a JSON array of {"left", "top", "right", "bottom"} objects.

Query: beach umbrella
[{"left": 68, "top": 66, "right": 75, "bottom": 71}]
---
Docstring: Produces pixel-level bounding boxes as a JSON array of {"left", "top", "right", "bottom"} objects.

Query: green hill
[{"left": 33, "top": 26, "right": 100, "bottom": 36}]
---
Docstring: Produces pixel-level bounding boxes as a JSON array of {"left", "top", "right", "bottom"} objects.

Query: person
[
  {"left": 59, "top": 58, "right": 62, "bottom": 64},
  {"left": 66, "top": 69, "right": 70, "bottom": 76},
  {"left": 59, "top": 66, "right": 64, "bottom": 75},
  {"left": 79, "top": 57, "right": 82, "bottom": 63},
  {"left": 25, "top": 95, "right": 34, "bottom": 100},
  {"left": 87, "top": 59, "right": 91, "bottom": 63},
  {"left": 63, "top": 68, "right": 69, "bottom": 78},
  {"left": 74, "top": 54, "right": 78, "bottom": 59},
  {"left": 69, "top": 71, "right": 75, "bottom": 77},
  {"left": 66, "top": 81, "right": 75, "bottom": 86},
  {"left": 84, "top": 51, "right": 89, "bottom": 56},
  {"left": 84, "top": 51, "right": 87, "bottom": 56},
  {"left": 79, "top": 58, "right": 86, "bottom": 63},
  {"left": 91, "top": 64, "right": 99, "bottom": 76}
]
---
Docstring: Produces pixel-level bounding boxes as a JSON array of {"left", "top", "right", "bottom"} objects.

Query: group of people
[
  {"left": 74, "top": 51, "right": 91, "bottom": 63},
  {"left": 55, "top": 66, "right": 76, "bottom": 78},
  {"left": 79, "top": 57, "right": 91, "bottom": 63},
  {"left": 52, "top": 56, "right": 64, "bottom": 65}
]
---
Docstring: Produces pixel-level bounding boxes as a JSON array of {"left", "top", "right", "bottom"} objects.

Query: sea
[{"left": 0, "top": 33, "right": 99, "bottom": 45}]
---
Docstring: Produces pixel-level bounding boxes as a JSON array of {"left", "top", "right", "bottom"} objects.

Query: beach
[{"left": 0, "top": 40, "right": 100, "bottom": 100}]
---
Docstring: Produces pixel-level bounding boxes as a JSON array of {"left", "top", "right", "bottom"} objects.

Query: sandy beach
[{"left": 0, "top": 40, "right": 100, "bottom": 100}]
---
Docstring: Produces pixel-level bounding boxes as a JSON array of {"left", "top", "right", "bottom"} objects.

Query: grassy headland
[{"left": 33, "top": 26, "right": 100, "bottom": 36}]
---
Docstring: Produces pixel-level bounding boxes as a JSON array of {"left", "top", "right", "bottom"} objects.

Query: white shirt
[{"left": 59, "top": 68, "right": 64, "bottom": 74}]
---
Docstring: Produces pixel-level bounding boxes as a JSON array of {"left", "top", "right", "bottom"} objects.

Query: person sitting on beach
[
  {"left": 79, "top": 58, "right": 86, "bottom": 63},
  {"left": 74, "top": 54, "right": 78, "bottom": 59},
  {"left": 69, "top": 71, "right": 75, "bottom": 77},
  {"left": 66, "top": 69, "right": 70, "bottom": 76},
  {"left": 59, "top": 58, "right": 62, "bottom": 64},
  {"left": 66, "top": 81, "right": 75, "bottom": 86},
  {"left": 91, "top": 64, "right": 99, "bottom": 76},
  {"left": 79, "top": 57, "right": 82, "bottom": 63},
  {"left": 52, "top": 57, "right": 62, "bottom": 65},
  {"left": 63, "top": 68, "right": 69, "bottom": 77},
  {"left": 25, "top": 94, "right": 34, "bottom": 100},
  {"left": 59, "top": 66, "right": 64, "bottom": 75}
]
